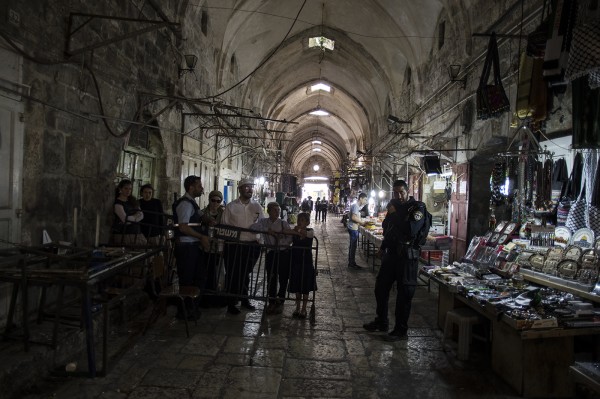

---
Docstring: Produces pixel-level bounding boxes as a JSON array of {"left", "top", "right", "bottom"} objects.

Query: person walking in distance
[
  {"left": 347, "top": 193, "right": 368, "bottom": 269},
  {"left": 222, "top": 178, "right": 265, "bottom": 314},
  {"left": 363, "top": 180, "right": 429, "bottom": 341}
]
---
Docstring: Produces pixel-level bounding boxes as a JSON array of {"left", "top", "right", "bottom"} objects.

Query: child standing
[{"left": 289, "top": 212, "right": 317, "bottom": 319}]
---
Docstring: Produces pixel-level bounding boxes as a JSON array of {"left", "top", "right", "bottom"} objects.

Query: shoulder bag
[{"left": 477, "top": 33, "right": 510, "bottom": 120}]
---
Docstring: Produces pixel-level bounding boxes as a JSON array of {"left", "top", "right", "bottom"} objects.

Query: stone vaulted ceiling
[{"left": 199, "top": 0, "right": 446, "bottom": 177}]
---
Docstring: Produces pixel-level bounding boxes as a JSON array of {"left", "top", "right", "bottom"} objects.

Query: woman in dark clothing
[
  {"left": 112, "top": 179, "right": 146, "bottom": 245},
  {"left": 139, "top": 184, "right": 165, "bottom": 245},
  {"left": 289, "top": 212, "right": 317, "bottom": 319}
]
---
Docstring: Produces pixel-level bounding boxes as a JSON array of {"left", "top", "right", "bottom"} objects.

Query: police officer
[
  {"left": 172, "top": 175, "right": 209, "bottom": 319},
  {"left": 363, "top": 179, "right": 428, "bottom": 341}
]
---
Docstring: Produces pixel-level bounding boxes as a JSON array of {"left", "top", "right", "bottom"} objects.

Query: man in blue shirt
[{"left": 347, "top": 192, "right": 368, "bottom": 269}]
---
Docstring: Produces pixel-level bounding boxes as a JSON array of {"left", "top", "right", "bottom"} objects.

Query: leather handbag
[{"left": 477, "top": 33, "right": 510, "bottom": 120}]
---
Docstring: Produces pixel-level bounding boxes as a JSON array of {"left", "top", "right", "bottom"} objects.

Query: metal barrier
[{"left": 168, "top": 224, "right": 319, "bottom": 324}]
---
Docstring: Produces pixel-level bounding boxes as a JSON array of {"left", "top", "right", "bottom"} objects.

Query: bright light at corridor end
[{"left": 313, "top": 164, "right": 319, "bottom": 171}]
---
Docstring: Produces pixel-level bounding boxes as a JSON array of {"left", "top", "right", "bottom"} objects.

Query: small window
[
  {"left": 309, "top": 36, "right": 334, "bottom": 50},
  {"left": 230, "top": 54, "right": 236, "bottom": 72},
  {"left": 201, "top": 10, "right": 208, "bottom": 35},
  {"left": 438, "top": 21, "right": 445, "bottom": 49},
  {"left": 310, "top": 83, "right": 331, "bottom": 93}
]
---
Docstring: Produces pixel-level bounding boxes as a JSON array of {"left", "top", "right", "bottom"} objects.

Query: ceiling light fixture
[
  {"left": 179, "top": 54, "right": 198, "bottom": 78},
  {"left": 310, "top": 106, "right": 329, "bottom": 116},
  {"left": 448, "top": 64, "right": 467, "bottom": 89}
]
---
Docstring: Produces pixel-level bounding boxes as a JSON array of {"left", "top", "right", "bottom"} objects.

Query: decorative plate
[
  {"left": 595, "top": 237, "right": 600, "bottom": 251},
  {"left": 489, "top": 232, "right": 501, "bottom": 245},
  {"left": 494, "top": 221, "right": 508, "bottom": 233},
  {"left": 572, "top": 228, "right": 595, "bottom": 248},
  {"left": 546, "top": 247, "right": 564, "bottom": 261},
  {"left": 517, "top": 251, "right": 536, "bottom": 268},
  {"left": 483, "top": 230, "right": 493, "bottom": 241},
  {"left": 557, "top": 259, "right": 580, "bottom": 279},
  {"left": 580, "top": 249, "right": 598, "bottom": 269},
  {"left": 502, "top": 222, "right": 519, "bottom": 236},
  {"left": 554, "top": 227, "right": 571, "bottom": 248},
  {"left": 497, "top": 234, "right": 510, "bottom": 245},
  {"left": 530, "top": 253, "right": 546, "bottom": 271},
  {"left": 542, "top": 259, "right": 560, "bottom": 275},
  {"left": 563, "top": 245, "right": 583, "bottom": 262}
]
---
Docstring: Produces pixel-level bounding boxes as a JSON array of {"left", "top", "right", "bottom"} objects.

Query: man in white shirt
[
  {"left": 251, "top": 202, "right": 293, "bottom": 314},
  {"left": 347, "top": 193, "right": 368, "bottom": 269},
  {"left": 222, "top": 178, "right": 265, "bottom": 314}
]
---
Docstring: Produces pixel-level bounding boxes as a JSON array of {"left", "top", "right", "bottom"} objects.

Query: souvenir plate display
[
  {"left": 542, "top": 247, "right": 564, "bottom": 275},
  {"left": 502, "top": 222, "right": 519, "bottom": 236},
  {"left": 494, "top": 221, "right": 508, "bottom": 233},
  {"left": 576, "top": 249, "right": 599, "bottom": 284},
  {"left": 489, "top": 232, "right": 501, "bottom": 246},
  {"left": 564, "top": 245, "right": 583, "bottom": 262},
  {"left": 483, "top": 230, "right": 494, "bottom": 241},
  {"left": 557, "top": 259, "right": 580, "bottom": 279},
  {"left": 516, "top": 250, "right": 536, "bottom": 268},
  {"left": 572, "top": 228, "right": 595, "bottom": 248},
  {"left": 530, "top": 253, "right": 546, "bottom": 272},
  {"left": 554, "top": 227, "right": 571, "bottom": 248}
]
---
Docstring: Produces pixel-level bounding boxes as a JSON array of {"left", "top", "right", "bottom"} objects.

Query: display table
[
  {"left": 0, "top": 244, "right": 160, "bottom": 377},
  {"left": 432, "top": 276, "right": 600, "bottom": 398},
  {"left": 358, "top": 226, "right": 382, "bottom": 270}
]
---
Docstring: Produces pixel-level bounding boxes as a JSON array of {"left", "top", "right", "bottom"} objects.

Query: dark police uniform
[{"left": 374, "top": 197, "right": 427, "bottom": 335}]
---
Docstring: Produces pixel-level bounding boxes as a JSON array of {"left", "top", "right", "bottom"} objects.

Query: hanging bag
[
  {"left": 565, "top": 0, "right": 600, "bottom": 88},
  {"left": 565, "top": 153, "right": 591, "bottom": 232},
  {"left": 589, "top": 155, "right": 600, "bottom": 232},
  {"left": 477, "top": 33, "right": 510, "bottom": 120}
]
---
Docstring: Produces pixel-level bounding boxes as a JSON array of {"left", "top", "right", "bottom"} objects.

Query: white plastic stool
[{"left": 443, "top": 307, "right": 486, "bottom": 361}]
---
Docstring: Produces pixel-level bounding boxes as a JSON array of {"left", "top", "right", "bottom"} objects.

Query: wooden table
[{"left": 433, "top": 277, "right": 600, "bottom": 398}]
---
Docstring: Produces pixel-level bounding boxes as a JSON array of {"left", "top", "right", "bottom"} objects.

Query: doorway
[
  {"left": 0, "top": 43, "right": 24, "bottom": 249},
  {"left": 302, "top": 183, "right": 329, "bottom": 201}
]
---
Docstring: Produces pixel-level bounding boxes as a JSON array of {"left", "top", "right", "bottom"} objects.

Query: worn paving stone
[
  {"left": 178, "top": 355, "right": 215, "bottom": 370},
  {"left": 279, "top": 378, "right": 353, "bottom": 397},
  {"left": 250, "top": 348, "right": 286, "bottom": 368},
  {"left": 214, "top": 352, "right": 252, "bottom": 366},
  {"left": 222, "top": 366, "right": 281, "bottom": 397},
  {"left": 288, "top": 337, "right": 346, "bottom": 360},
  {"left": 223, "top": 336, "right": 257, "bottom": 355},
  {"left": 128, "top": 386, "right": 190, "bottom": 399},
  {"left": 140, "top": 368, "right": 202, "bottom": 389},
  {"left": 180, "top": 333, "right": 227, "bottom": 356},
  {"left": 284, "top": 358, "right": 351, "bottom": 380}
]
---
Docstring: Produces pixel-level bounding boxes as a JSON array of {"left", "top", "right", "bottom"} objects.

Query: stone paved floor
[{"left": 19, "top": 217, "right": 527, "bottom": 398}]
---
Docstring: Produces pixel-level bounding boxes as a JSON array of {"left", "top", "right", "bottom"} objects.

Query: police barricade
[{"left": 200, "top": 224, "right": 319, "bottom": 324}]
